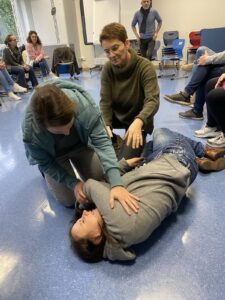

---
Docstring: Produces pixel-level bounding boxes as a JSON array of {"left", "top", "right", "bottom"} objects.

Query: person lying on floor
[{"left": 69, "top": 128, "right": 225, "bottom": 262}]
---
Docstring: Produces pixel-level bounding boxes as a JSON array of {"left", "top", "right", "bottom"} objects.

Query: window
[{"left": 0, "top": 0, "right": 18, "bottom": 43}]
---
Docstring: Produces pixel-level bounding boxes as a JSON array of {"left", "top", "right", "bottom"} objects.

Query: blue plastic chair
[{"left": 159, "top": 38, "right": 187, "bottom": 79}]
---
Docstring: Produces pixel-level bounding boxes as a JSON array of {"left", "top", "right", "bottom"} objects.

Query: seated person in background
[
  {"left": 0, "top": 58, "right": 27, "bottom": 100},
  {"left": 25, "top": 30, "right": 57, "bottom": 80},
  {"left": 69, "top": 128, "right": 225, "bottom": 263},
  {"left": 99, "top": 22, "right": 159, "bottom": 160},
  {"left": 195, "top": 74, "right": 225, "bottom": 148},
  {"left": 22, "top": 79, "right": 138, "bottom": 213},
  {"left": 3, "top": 34, "right": 38, "bottom": 89},
  {"left": 164, "top": 46, "right": 225, "bottom": 120}
]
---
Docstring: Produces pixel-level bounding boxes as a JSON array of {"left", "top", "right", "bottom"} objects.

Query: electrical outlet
[{"left": 80, "top": 57, "right": 86, "bottom": 61}]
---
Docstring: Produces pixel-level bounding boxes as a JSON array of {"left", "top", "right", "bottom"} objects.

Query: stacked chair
[
  {"left": 187, "top": 31, "right": 201, "bottom": 63},
  {"left": 158, "top": 31, "right": 187, "bottom": 80}
]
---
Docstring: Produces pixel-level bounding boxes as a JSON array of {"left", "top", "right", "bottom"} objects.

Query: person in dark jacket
[{"left": 3, "top": 34, "right": 38, "bottom": 88}]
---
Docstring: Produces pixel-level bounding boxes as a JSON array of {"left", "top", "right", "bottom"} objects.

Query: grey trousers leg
[{"left": 44, "top": 146, "right": 104, "bottom": 207}]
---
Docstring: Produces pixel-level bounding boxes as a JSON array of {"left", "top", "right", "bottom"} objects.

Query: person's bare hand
[
  {"left": 124, "top": 119, "right": 143, "bottom": 149},
  {"left": 215, "top": 73, "right": 225, "bottom": 88},
  {"left": 0, "top": 61, "right": 6, "bottom": 69},
  {"left": 106, "top": 126, "right": 113, "bottom": 138},
  {"left": 126, "top": 157, "right": 144, "bottom": 168},
  {"left": 74, "top": 181, "right": 88, "bottom": 204},
  {"left": 198, "top": 50, "right": 208, "bottom": 65},
  {"left": 109, "top": 186, "right": 139, "bottom": 215}
]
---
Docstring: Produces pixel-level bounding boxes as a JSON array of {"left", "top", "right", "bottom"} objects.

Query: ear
[
  {"left": 91, "top": 234, "right": 102, "bottom": 245},
  {"left": 125, "top": 39, "right": 130, "bottom": 49}
]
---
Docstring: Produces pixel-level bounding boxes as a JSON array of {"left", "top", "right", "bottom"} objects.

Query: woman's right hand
[
  {"left": 74, "top": 181, "right": 88, "bottom": 204},
  {"left": 215, "top": 73, "right": 225, "bottom": 88}
]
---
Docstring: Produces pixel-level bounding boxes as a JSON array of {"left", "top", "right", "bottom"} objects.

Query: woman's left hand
[
  {"left": 124, "top": 119, "right": 143, "bottom": 149},
  {"left": 109, "top": 186, "right": 140, "bottom": 215}
]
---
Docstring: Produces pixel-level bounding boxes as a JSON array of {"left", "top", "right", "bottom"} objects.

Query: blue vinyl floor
[{"left": 0, "top": 71, "right": 224, "bottom": 300}]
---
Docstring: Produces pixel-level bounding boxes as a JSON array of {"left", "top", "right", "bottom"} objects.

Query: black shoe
[
  {"left": 179, "top": 109, "right": 203, "bottom": 120},
  {"left": 164, "top": 91, "right": 191, "bottom": 106}
]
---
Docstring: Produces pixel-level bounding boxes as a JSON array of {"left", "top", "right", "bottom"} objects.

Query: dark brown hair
[
  {"left": 27, "top": 30, "right": 42, "bottom": 45},
  {"left": 99, "top": 22, "right": 128, "bottom": 44},
  {"left": 69, "top": 204, "right": 106, "bottom": 263},
  {"left": 4, "top": 34, "right": 14, "bottom": 45},
  {"left": 30, "top": 84, "right": 76, "bottom": 128}
]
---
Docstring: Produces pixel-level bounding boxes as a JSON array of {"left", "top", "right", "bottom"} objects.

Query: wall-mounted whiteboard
[{"left": 80, "top": 0, "right": 141, "bottom": 44}]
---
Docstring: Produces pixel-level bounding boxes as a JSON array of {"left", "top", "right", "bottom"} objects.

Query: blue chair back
[
  {"left": 172, "top": 38, "right": 185, "bottom": 59},
  {"left": 163, "top": 31, "right": 179, "bottom": 46}
]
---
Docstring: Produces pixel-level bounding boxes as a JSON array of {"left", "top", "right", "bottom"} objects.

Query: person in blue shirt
[{"left": 131, "top": 0, "right": 162, "bottom": 60}]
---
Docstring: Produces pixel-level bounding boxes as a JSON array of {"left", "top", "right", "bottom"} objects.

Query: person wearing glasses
[
  {"left": 99, "top": 22, "right": 159, "bottom": 160},
  {"left": 3, "top": 34, "right": 38, "bottom": 89},
  {"left": 25, "top": 30, "right": 57, "bottom": 80}
]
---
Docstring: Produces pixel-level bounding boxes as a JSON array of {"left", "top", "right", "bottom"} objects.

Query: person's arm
[
  {"left": 3, "top": 48, "right": 20, "bottom": 67},
  {"left": 99, "top": 65, "right": 113, "bottom": 129},
  {"left": 131, "top": 12, "right": 140, "bottom": 44},
  {"left": 25, "top": 43, "right": 36, "bottom": 60},
  {"left": 153, "top": 11, "right": 162, "bottom": 40},
  {"left": 125, "top": 62, "right": 160, "bottom": 148},
  {"left": 36, "top": 45, "right": 45, "bottom": 61},
  {"left": 87, "top": 114, "right": 139, "bottom": 215},
  {"left": 202, "top": 51, "right": 225, "bottom": 65}
]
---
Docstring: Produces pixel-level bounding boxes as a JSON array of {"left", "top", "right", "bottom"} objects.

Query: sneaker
[
  {"left": 8, "top": 91, "right": 21, "bottom": 101},
  {"left": 13, "top": 83, "right": 27, "bottom": 93},
  {"left": 179, "top": 109, "right": 203, "bottom": 120},
  {"left": 164, "top": 91, "right": 191, "bottom": 106},
  {"left": 207, "top": 133, "right": 225, "bottom": 148},
  {"left": 194, "top": 124, "right": 221, "bottom": 138}
]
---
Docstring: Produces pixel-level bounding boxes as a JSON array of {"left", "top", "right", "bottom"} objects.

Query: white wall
[
  {"left": 30, "top": 0, "right": 67, "bottom": 45},
  {"left": 154, "top": 0, "right": 225, "bottom": 55},
  {"left": 18, "top": 0, "right": 225, "bottom": 68}
]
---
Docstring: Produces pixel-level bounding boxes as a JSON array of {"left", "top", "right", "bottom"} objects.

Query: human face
[
  {"left": 101, "top": 39, "right": 130, "bottom": 67},
  {"left": 141, "top": 0, "right": 151, "bottom": 10},
  {"left": 71, "top": 209, "right": 103, "bottom": 244},
  {"left": 47, "top": 117, "right": 74, "bottom": 135},
  {"left": 8, "top": 35, "right": 17, "bottom": 48},
  {"left": 30, "top": 33, "right": 38, "bottom": 45}
]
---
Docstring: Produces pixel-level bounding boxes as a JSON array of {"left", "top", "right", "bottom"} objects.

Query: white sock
[{"left": 8, "top": 91, "right": 21, "bottom": 101}]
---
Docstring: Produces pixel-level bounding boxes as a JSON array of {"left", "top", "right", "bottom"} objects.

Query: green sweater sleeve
[
  {"left": 100, "top": 65, "right": 113, "bottom": 127},
  {"left": 135, "top": 62, "right": 160, "bottom": 126}
]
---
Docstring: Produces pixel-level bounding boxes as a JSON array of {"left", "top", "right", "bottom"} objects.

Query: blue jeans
[
  {"left": 0, "top": 69, "right": 14, "bottom": 93},
  {"left": 33, "top": 58, "right": 50, "bottom": 76},
  {"left": 142, "top": 128, "right": 204, "bottom": 184},
  {"left": 9, "top": 66, "right": 38, "bottom": 88},
  {"left": 185, "top": 46, "right": 225, "bottom": 113}
]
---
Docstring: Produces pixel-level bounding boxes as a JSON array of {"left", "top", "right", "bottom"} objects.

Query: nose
[
  {"left": 108, "top": 51, "right": 116, "bottom": 58},
  {"left": 83, "top": 210, "right": 89, "bottom": 216}
]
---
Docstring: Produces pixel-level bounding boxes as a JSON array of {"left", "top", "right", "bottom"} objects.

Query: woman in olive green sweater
[{"left": 99, "top": 22, "right": 160, "bottom": 159}]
